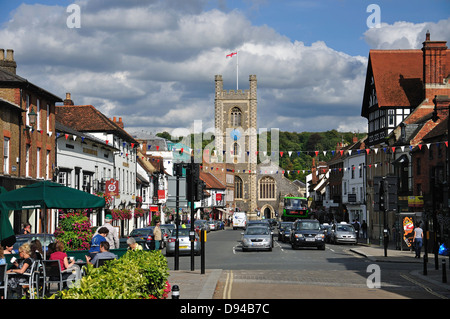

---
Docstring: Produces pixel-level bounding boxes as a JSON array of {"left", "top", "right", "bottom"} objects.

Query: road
[{"left": 166, "top": 227, "right": 450, "bottom": 299}]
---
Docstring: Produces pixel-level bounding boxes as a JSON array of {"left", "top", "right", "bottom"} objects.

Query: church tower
[{"left": 214, "top": 74, "right": 258, "bottom": 218}]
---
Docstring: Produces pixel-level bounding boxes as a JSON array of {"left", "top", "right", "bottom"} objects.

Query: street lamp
[
  {"left": 431, "top": 95, "right": 450, "bottom": 270},
  {"left": 28, "top": 106, "right": 37, "bottom": 126}
]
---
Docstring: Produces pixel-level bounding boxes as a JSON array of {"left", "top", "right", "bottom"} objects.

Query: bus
[{"left": 282, "top": 196, "right": 309, "bottom": 221}]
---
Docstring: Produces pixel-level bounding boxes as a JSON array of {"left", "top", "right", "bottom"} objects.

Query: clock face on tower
[{"left": 230, "top": 128, "right": 241, "bottom": 141}]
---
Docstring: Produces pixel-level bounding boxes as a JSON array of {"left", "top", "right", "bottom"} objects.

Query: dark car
[
  {"left": 127, "top": 226, "right": 168, "bottom": 250},
  {"left": 13, "top": 233, "right": 56, "bottom": 253},
  {"left": 278, "top": 222, "right": 293, "bottom": 243},
  {"left": 290, "top": 219, "right": 325, "bottom": 250}
]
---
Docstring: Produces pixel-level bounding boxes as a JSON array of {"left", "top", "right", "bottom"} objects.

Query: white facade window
[
  {"left": 37, "top": 99, "right": 41, "bottom": 130},
  {"left": 3, "top": 137, "right": 10, "bottom": 174},
  {"left": 37, "top": 147, "right": 41, "bottom": 178}
]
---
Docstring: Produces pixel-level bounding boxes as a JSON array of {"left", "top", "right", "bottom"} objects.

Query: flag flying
[{"left": 226, "top": 52, "right": 237, "bottom": 58}]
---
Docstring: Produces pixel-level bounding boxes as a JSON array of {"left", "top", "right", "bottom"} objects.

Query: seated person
[
  {"left": 126, "top": 237, "right": 143, "bottom": 251},
  {"left": 50, "top": 241, "right": 81, "bottom": 281},
  {"left": 86, "top": 241, "right": 117, "bottom": 266},
  {"left": 88, "top": 227, "right": 109, "bottom": 258}
]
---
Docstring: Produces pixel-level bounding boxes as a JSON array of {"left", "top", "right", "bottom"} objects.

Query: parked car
[
  {"left": 290, "top": 219, "right": 325, "bottom": 250},
  {"left": 207, "top": 220, "right": 216, "bottom": 231},
  {"left": 241, "top": 226, "right": 273, "bottom": 252},
  {"left": 194, "top": 220, "right": 210, "bottom": 232},
  {"left": 165, "top": 228, "right": 201, "bottom": 256},
  {"left": 161, "top": 224, "right": 175, "bottom": 246},
  {"left": 329, "top": 222, "right": 357, "bottom": 245},
  {"left": 278, "top": 222, "right": 293, "bottom": 243},
  {"left": 13, "top": 233, "right": 56, "bottom": 253},
  {"left": 127, "top": 226, "right": 165, "bottom": 250}
]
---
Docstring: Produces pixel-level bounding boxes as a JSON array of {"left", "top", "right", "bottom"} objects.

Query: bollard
[
  {"left": 423, "top": 255, "right": 427, "bottom": 276},
  {"left": 172, "top": 285, "right": 180, "bottom": 299},
  {"left": 443, "top": 260, "right": 447, "bottom": 283}
]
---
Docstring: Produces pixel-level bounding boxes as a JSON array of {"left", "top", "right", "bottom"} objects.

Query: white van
[{"left": 233, "top": 212, "right": 247, "bottom": 230}]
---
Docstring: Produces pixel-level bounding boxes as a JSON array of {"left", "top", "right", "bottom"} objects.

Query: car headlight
[
  {"left": 316, "top": 234, "right": 324, "bottom": 239},
  {"left": 295, "top": 234, "right": 304, "bottom": 238}
]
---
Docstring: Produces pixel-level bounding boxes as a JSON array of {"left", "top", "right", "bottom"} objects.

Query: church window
[
  {"left": 231, "top": 107, "right": 241, "bottom": 127},
  {"left": 235, "top": 176, "right": 243, "bottom": 199},
  {"left": 233, "top": 142, "right": 239, "bottom": 156},
  {"left": 259, "top": 176, "right": 275, "bottom": 199}
]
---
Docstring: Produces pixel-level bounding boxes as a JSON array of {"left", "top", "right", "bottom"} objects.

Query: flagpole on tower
[{"left": 236, "top": 50, "right": 239, "bottom": 91}]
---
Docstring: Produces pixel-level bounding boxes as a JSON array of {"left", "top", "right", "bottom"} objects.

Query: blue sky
[{"left": 0, "top": 0, "right": 449, "bottom": 134}]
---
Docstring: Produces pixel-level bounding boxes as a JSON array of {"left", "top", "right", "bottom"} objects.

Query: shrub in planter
[{"left": 56, "top": 250, "right": 170, "bottom": 299}]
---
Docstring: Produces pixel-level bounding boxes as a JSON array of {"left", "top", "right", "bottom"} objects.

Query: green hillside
[{"left": 156, "top": 130, "right": 366, "bottom": 183}]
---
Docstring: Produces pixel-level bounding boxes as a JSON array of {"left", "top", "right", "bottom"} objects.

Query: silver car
[
  {"left": 330, "top": 222, "right": 357, "bottom": 244},
  {"left": 241, "top": 226, "right": 273, "bottom": 252},
  {"left": 165, "top": 228, "right": 201, "bottom": 256}
]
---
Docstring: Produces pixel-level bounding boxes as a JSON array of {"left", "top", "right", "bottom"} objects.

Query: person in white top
[
  {"left": 412, "top": 223, "right": 423, "bottom": 258},
  {"left": 94, "top": 214, "right": 120, "bottom": 249}
]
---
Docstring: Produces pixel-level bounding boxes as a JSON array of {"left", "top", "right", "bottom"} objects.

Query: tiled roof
[
  {"left": 56, "top": 105, "right": 139, "bottom": 144},
  {"left": 370, "top": 50, "right": 424, "bottom": 107},
  {"left": 200, "top": 171, "right": 226, "bottom": 190}
]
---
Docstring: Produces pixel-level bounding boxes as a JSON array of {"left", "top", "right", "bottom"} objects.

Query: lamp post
[{"left": 431, "top": 95, "right": 450, "bottom": 270}]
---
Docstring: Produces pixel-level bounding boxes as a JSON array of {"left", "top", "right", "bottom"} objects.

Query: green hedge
[{"left": 55, "top": 250, "right": 170, "bottom": 299}]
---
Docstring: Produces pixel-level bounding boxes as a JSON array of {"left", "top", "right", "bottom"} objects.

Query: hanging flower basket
[
  {"left": 111, "top": 208, "right": 132, "bottom": 220},
  {"left": 134, "top": 207, "right": 146, "bottom": 218}
]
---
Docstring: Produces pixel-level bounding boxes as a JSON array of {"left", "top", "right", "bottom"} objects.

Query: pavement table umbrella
[
  {"left": 0, "top": 180, "right": 105, "bottom": 258},
  {"left": 0, "top": 186, "right": 15, "bottom": 248}
]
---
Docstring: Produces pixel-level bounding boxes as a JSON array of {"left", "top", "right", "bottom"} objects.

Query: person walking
[
  {"left": 153, "top": 221, "right": 162, "bottom": 251},
  {"left": 412, "top": 223, "right": 423, "bottom": 258},
  {"left": 361, "top": 220, "right": 368, "bottom": 239},
  {"left": 94, "top": 213, "right": 119, "bottom": 249}
]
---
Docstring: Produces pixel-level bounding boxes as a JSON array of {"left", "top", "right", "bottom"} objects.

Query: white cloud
[
  {"left": 364, "top": 18, "right": 450, "bottom": 50},
  {"left": 3, "top": 1, "right": 447, "bottom": 137}
]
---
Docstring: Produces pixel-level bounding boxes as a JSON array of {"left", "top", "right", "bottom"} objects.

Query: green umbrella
[
  {"left": 0, "top": 186, "right": 15, "bottom": 248},
  {"left": 0, "top": 181, "right": 105, "bottom": 257},
  {"left": 0, "top": 180, "right": 105, "bottom": 211}
]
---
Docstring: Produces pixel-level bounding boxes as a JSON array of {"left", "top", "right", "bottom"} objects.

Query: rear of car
[
  {"left": 290, "top": 219, "right": 325, "bottom": 250},
  {"left": 128, "top": 227, "right": 155, "bottom": 250},
  {"left": 165, "top": 228, "right": 200, "bottom": 256}
]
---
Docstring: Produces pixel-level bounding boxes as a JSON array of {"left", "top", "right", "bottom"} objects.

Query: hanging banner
[{"left": 105, "top": 179, "right": 119, "bottom": 196}]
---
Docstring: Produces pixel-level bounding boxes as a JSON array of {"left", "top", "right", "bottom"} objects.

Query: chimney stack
[
  {"left": 64, "top": 93, "right": 74, "bottom": 105},
  {"left": 0, "top": 48, "right": 17, "bottom": 74},
  {"left": 422, "top": 31, "right": 447, "bottom": 87}
]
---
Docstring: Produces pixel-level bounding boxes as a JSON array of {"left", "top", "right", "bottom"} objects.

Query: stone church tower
[{"left": 214, "top": 74, "right": 258, "bottom": 219}]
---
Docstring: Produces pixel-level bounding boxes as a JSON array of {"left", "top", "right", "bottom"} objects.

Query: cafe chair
[
  {"left": 95, "top": 257, "right": 116, "bottom": 268},
  {"left": 0, "top": 264, "right": 7, "bottom": 299},
  {"left": 18, "top": 260, "right": 41, "bottom": 299},
  {"left": 41, "top": 260, "right": 72, "bottom": 297}
]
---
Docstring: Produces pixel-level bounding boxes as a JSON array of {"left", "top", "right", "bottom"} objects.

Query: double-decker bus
[{"left": 282, "top": 196, "right": 309, "bottom": 221}]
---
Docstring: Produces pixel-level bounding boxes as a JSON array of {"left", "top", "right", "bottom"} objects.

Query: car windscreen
[
  {"left": 296, "top": 222, "right": 320, "bottom": 231},
  {"left": 130, "top": 228, "right": 153, "bottom": 237},
  {"left": 245, "top": 227, "right": 269, "bottom": 235},
  {"left": 173, "top": 229, "right": 191, "bottom": 237},
  {"left": 337, "top": 225, "right": 354, "bottom": 232}
]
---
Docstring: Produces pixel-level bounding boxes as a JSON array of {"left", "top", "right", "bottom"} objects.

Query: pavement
[{"left": 350, "top": 240, "right": 450, "bottom": 293}]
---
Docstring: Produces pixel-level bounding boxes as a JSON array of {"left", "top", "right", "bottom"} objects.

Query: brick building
[
  {"left": 361, "top": 32, "right": 450, "bottom": 243},
  {"left": 0, "top": 49, "right": 62, "bottom": 233}
]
